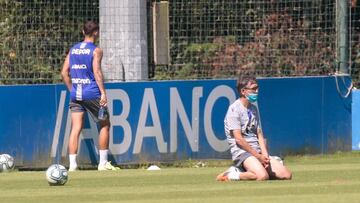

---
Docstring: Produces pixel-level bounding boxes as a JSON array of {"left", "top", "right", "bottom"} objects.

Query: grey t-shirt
[{"left": 224, "top": 99, "right": 261, "bottom": 161}]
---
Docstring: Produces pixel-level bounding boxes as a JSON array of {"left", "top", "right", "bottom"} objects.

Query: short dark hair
[
  {"left": 236, "top": 75, "right": 257, "bottom": 97},
  {"left": 83, "top": 20, "right": 99, "bottom": 36}
]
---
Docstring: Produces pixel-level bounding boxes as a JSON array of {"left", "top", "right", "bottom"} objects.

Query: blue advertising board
[
  {"left": 352, "top": 90, "right": 360, "bottom": 150},
  {"left": 52, "top": 80, "right": 238, "bottom": 165},
  {"left": 258, "top": 76, "right": 352, "bottom": 155},
  {"left": 0, "top": 76, "right": 353, "bottom": 168}
]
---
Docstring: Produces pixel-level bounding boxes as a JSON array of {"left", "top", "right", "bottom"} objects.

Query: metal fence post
[{"left": 337, "top": 0, "right": 350, "bottom": 74}]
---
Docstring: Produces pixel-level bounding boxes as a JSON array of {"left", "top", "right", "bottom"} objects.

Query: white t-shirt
[{"left": 224, "top": 99, "right": 261, "bottom": 160}]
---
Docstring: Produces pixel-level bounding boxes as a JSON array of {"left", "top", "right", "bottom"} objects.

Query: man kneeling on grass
[{"left": 216, "top": 75, "right": 292, "bottom": 181}]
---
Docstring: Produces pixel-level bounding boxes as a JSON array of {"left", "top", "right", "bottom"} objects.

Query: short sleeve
[{"left": 225, "top": 105, "right": 242, "bottom": 130}]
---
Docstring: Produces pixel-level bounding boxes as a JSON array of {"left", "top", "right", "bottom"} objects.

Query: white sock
[
  {"left": 99, "top": 149, "right": 108, "bottom": 166},
  {"left": 69, "top": 154, "right": 77, "bottom": 169}
]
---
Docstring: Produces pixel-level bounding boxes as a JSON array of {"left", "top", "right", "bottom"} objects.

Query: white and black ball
[
  {"left": 0, "top": 154, "right": 15, "bottom": 172},
  {"left": 46, "top": 164, "right": 68, "bottom": 186}
]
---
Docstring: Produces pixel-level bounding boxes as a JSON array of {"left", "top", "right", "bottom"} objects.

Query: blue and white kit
[{"left": 69, "top": 42, "right": 100, "bottom": 101}]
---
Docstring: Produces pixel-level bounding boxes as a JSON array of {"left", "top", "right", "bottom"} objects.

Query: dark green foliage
[
  {"left": 154, "top": 0, "right": 339, "bottom": 80},
  {"left": 0, "top": 0, "right": 99, "bottom": 84},
  {"left": 1, "top": 0, "right": 359, "bottom": 86}
]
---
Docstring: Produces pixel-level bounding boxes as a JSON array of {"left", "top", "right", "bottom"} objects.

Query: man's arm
[
  {"left": 93, "top": 47, "right": 107, "bottom": 106},
  {"left": 257, "top": 128, "right": 270, "bottom": 168},
  {"left": 61, "top": 54, "right": 72, "bottom": 91},
  {"left": 232, "top": 129, "right": 269, "bottom": 167},
  {"left": 257, "top": 128, "right": 269, "bottom": 158}
]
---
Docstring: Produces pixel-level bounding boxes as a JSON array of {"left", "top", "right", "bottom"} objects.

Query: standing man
[
  {"left": 217, "top": 76, "right": 292, "bottom": 181},
  {"left": 61, "top": 20, "right": 119, "bottom": 171}
]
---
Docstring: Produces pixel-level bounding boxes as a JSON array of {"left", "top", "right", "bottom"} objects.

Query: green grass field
[{"left": 1, "top": 152, "right": 360, "bottom": 203}]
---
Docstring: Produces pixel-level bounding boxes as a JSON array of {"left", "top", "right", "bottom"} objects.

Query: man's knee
[{"left": 280, "top": 171, "right": 292, "bottom": 180}]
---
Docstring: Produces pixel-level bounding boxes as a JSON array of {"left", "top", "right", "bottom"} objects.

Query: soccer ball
[
  {"left": 0, "top": 154, "right": 15, "bottom": 172},
  {"left": 46, "top": 164, "right": 68, "bottom": 186}
]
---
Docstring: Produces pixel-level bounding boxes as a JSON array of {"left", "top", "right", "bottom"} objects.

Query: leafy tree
[
  {"left": 0, "top": 0, "right": 99, "bottom": 84},
  {"left": 155, "top": 0, "right": 339, "bottom": 81}
]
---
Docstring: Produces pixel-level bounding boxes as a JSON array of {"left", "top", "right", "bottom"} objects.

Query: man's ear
[
  {"left": 240, "top": 88, "right": 245, "bottom": 96},
  {"left": 94, "top": 31, "right": 99, "bottom": 36}
]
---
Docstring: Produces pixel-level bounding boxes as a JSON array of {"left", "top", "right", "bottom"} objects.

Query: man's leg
[
  {"left": 97, "top": 119, "right": 120, "bottom": 170},
  {"left": 243, "top": 156, "right": 269, "bottom": 181},
  {"left": 216, "top": 167, "right": 257, "bottom": 181},
  {"left": 98, "top": 119, "right": 110, "bottom": 167},
  {"left": 68, "top": 111, "right": 84, "bottom": 171},
  {"left": 267, "top": 156, "right": 292, "bottom": 180},
  {"left": 98, "top": 119, "right": 110, "bottom": 150},
  {"left": 239, "top": 171, "right": 257, "bottom": 180},
  {"left": 216, "top": 153, "right": 259, "bottom": 181},
  {"left": 81, "top": 99, "right": 119, "bottom": 171}
]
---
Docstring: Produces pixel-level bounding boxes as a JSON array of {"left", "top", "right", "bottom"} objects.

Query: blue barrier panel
[
  {"left": 52, "top": 80, "right": 237, "bottom": 165},
  {"left": 258, "top": 77, "right": 324, "bottom": 155},
  {"left": 257, "top": 76, "right": 352, "bottom": 155},
  {"left": 352, "top": 90, "right": 360, "bottom": 150},
  {"left": 0, "top": 76, "right": 352, "bottom": 168},
  {"left": 0, "top": 85, "right": 59, "bottom": 166},
  {"left": 322, "top": 76, "right": 352, "bottom": 152}
]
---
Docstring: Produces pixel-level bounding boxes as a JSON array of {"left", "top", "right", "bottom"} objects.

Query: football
[
  {"left": 45, "top": 164, "right": 68, "bottom": 186},
  {"left": 0, "top": 154, "right": 15, "bottom": 172}
]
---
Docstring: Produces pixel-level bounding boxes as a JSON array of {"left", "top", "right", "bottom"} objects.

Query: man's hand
[
  {"left": 257, "top": 154, "right": 270, "bottom": 168},
  {"left": 100, "top": 93, "right": 107, "bottom": 107}
]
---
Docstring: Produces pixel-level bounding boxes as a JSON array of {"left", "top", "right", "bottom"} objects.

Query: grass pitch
[{"left": 1, "top": 152, "right": 360, "bottom": 203}]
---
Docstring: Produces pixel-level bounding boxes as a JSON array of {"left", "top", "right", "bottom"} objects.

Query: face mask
[{"left": 246, "top": 93, "right": 258, "bottom": 103}]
